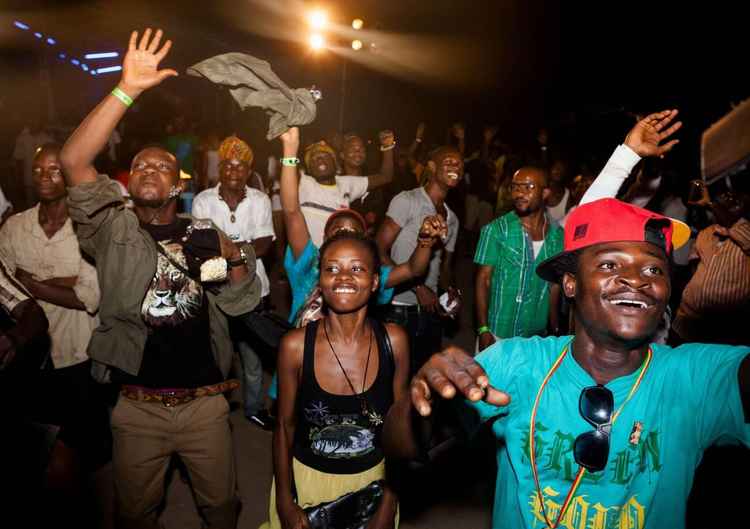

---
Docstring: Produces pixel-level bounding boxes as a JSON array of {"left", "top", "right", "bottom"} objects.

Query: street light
[
  {"left": 308, "top": 10, "right": 328, "bottom": 30},
  {"left": 309, "top": 33, "right": 325, "bottom": 51}
]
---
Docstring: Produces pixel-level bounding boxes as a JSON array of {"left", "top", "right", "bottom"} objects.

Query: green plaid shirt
[{"left": 474, "top": 211, "right": 563, "bottom": 338}]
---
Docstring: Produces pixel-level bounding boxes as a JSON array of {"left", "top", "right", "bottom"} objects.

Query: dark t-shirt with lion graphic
[{"left": 114, "top": 218, "right": 222, "bottom": 389}]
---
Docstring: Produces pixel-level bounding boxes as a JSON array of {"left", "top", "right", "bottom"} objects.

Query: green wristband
[
  {"left": 477, "top": 325, "right": 491, "bottom": 335},
  {"left": 280, "top": 157, "right": 300, "bottom": 167},
  {"left": 111, "top": 87, "right": 134, "bottom": 107}
]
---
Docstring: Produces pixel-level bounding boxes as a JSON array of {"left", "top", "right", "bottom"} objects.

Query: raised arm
[
  {"left": 580, "top": 109, "right": 682, "bottom": 207},
  {"left": 60, "top": 28, "right": 178, "bottom": 186},
  {"left": 384, "top": 215, "right": 446, "bottom": 288},
  {"left": 366, "top": 130, "right": 396, "bottom": 191},
  {"left": 278, "top": 127, "right": 312, "bottom": 260}
]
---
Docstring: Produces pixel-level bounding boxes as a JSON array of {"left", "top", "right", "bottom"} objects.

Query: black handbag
[
  {"left": 303, "top": 480, "right": 385, "bottom": 529},
  {"left": 238, "top": 307, "right": 293, "bottom": 350}
]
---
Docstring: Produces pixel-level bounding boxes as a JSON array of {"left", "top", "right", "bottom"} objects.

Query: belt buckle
[{"left": 162, "top": 391, "right": 179, "bottom": 407}]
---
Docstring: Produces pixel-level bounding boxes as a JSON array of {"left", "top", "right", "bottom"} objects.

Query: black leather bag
[
  {"left": 238, "top": 307, "right": 293, "bottom": 351},
  {"left": 303, "top": 480, "right": 385, "bottom": 529}
]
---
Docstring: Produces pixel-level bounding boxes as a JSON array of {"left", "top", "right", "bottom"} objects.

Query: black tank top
[{"left": 293, "top": 319, "right": 395, "bottom": 474}]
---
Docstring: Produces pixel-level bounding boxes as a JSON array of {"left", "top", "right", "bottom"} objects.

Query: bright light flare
[
  {"left": 96, "top": 65, "right": 123, "bottom": 74},
  {"left": 308, "top": 10, "right": 328, "bottom": 30},
  {"left": 352, "top": 18, "right": 363, "bottom": 30},
  {"left": 351, "top": 39, "right": 363, "bottom": 51},
  {"left": 85, "top": 52, "right": 119, "bottom": 59},
  {"left": 309, "top": 33, "right": 325, "bottom": 51}
]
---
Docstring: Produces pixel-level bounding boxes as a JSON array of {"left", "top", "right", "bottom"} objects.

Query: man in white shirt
[
  {"left": 0, "top": 144, "right": 106, "bottom": 495},
  {"left": 13, "top": 119, "right": 53, "bottom": 209},
  {"left": 191, "top": 135, "right": 275, "bottom": 429},
  {"left": 298, "top": 130, "right": 395, "bottom": 247}
]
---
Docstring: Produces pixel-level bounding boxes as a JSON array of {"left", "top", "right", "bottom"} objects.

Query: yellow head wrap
[{"left": 304, "top": 140, "right": 337, "bottom": 171}]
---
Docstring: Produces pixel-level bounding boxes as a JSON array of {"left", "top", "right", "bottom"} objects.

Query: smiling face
[
  {"left": 341, "top": 136, "right": 366, "bottom": 169},
  {"left": 429, "top": 147, "right": 463, "bottom": 189},
  {"left": 32, "top": 146, "right": 66, "bottom": 203},
  {"left": 319, "top": 238, "right": 379, "bottom": 314},
  {"left": 563, "top": 241, "right": 670, "bottom": 346},
  {"left": 308, "top": 150, "right": 338, "bottom": 181},
  {"left": 129, "top": 147, "right": 179, "bottom": 208}
]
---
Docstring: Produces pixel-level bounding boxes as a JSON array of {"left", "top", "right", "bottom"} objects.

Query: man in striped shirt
[{"left": 672, "top": 178, "right": 750, "bottom": 344}]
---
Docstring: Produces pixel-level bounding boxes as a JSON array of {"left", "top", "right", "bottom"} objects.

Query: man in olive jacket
[{"left": 61, "top": 28, "right": 259, "bottom": 529}]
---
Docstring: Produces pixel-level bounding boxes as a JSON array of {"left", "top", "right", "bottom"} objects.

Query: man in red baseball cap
[{"left": 384, "top": 198, "right": 748, "bottom": 529}]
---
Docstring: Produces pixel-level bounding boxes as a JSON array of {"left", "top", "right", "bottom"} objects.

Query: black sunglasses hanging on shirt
[{"left": 573, "top": 385, "right": 614, "bottom": 472}]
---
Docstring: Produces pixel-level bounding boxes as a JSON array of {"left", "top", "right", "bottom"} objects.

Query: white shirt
[
  {"left": 0, "top": 205, "right": 101, "bottom": 369},
  {"left": 298, "top": 172, "right": 369, "bottom": 247},
  {"left": 13, "top": 127, "right": 53, "bottom": 187},
  {"left": 545, "top": 187, "right": 569, "bottom": 223},
  {"left": 560, "top": 144, "right": 642, "bottom": 228},
  {"left": 192, "top": 184, "right": 275, "bottom": 297},
  {"left": 532, "top": 239, "right": 544, "bottom": 259},
  {"left": 0, "top": 185, "right": 12, "bottom": 217}
]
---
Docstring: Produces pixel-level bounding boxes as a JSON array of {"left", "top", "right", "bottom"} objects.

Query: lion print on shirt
[{"left": 141, "top": 241, "right": 203, "bottom": 326}]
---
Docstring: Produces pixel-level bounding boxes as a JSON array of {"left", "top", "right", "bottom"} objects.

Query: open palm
[
  {"left": 624, "top": 109, "right": 682, "bottom": 158},
  {"left": 121, "top": 28, "right": 178, "bottom": 93}
]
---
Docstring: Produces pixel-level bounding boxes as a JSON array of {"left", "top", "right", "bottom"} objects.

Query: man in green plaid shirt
[{"left": 474, "top": 166, "right": 563, "bottom": 350}]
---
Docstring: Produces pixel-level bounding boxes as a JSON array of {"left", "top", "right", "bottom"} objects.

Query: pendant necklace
[{"left": 323, "top": 320, "right": 383, "bottom": 427}]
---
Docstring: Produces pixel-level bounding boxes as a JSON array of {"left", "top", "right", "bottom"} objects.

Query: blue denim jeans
[{"left": 236, "top": 340, "right": 264, "bottom": 417}]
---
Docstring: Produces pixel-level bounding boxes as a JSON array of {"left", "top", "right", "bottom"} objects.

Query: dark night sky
[{"left": 1, "top": 1, "right": 746, "bottom": 172}]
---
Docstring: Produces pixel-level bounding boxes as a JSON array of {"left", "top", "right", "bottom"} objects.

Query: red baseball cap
[{"left": 536, "top": 198, "right": 691, "bottom": 282}]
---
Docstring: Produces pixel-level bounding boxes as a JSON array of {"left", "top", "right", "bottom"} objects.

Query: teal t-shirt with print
[{"left": 467, "top": 336, "right": 750, "bottom": 529}]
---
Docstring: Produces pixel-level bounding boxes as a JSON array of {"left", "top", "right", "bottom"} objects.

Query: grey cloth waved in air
[{"left": 187, "top": 52, "right": 317, "bottom": 140}]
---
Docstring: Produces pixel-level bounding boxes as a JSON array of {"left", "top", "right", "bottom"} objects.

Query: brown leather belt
[{"left": 120, "top": 379, "right": 240, "bottom": 407}]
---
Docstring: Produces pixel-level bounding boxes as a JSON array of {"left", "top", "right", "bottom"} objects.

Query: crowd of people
[{"left": 1, "top": 28, "right": 748, "bottom": 529}]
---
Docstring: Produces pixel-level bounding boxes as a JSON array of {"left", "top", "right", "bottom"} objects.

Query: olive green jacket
[{"left": 67, "top": 175, "right": 261, "bottom": 380}]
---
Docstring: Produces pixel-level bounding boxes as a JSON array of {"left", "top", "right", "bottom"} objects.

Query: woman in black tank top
[{"left": 265, "top": 232, "right": 410, "bottom": 529}]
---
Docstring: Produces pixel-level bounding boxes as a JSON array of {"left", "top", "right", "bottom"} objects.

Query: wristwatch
[{"left": 227, "top": 247, "right": 249, "bottom": 268}]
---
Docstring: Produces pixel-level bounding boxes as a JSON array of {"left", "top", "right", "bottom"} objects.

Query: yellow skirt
[{"left": 259, "top": 458, "right": 399, "bottom": 529}]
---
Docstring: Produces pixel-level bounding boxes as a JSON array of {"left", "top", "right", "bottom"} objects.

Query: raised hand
[
  {"left": 120, "top": 28, "right": 178, "bottom": 96},
  {"left": 451, "top": 122, "right": 466, "bottom": 141},
  {"left": 416, "top": 122, "right": 426, "bottom": 141},
  {"left": 279, "top": 127, "right": 300, "bottom": 154},
  {"left": 410, "top": 346, "right": 510, "bottom": 417},
  {"left": 379, "top": 130, "right": 396, "bottom": 148},
  {"left": 418, "top": 214, "right": 448, "bottom": 246},
  {"left": 624, "top": 109, "right": 682, "bottom": 158}
]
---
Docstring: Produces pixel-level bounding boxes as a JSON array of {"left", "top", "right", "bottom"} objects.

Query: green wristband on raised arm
[{"left": 111, "top": 87, "right": 134, "bottom": 107}]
